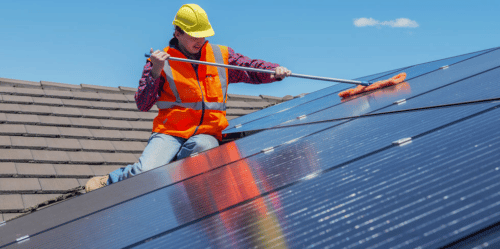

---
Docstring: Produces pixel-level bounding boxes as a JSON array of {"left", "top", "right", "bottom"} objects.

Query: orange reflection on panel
[{"left": 176, "top": 143, "right": 288, "bottom": 247}]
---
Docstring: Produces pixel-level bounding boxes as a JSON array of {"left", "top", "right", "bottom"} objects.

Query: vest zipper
[{"left": 191, "top": 65, "right": 205, "bottom": 137}]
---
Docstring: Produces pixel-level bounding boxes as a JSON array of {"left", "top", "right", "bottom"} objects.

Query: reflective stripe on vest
[
  {"left": 212, "top": 45, "right": 227, "bottom": 102},
  {"left": 157, "top": 101, "right": 226, "bottom": 111},
  {"left": 162, "top": 61, "right": 181, "bottom": 103},
  {"left": 157, "top": 44, "right": 227, "bottom": 111}
]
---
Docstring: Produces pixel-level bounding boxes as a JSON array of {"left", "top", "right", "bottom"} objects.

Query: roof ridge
[{"left": 0, "top": 77, "right": 136, "bottom": 94}]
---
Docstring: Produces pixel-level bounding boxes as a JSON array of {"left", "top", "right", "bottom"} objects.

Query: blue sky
[{"left": 1, "top": 0, "right": 499, "bottom": 97}]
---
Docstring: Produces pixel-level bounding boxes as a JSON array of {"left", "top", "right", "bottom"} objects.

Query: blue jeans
[{"left": 107, "top": 133, "right": 219, "bottom": 185}]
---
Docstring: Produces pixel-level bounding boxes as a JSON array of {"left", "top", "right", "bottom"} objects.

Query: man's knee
[
  {"left": 188, "top": 134, "right": 219, "bottom": 153},
  {"left": 177, "top": 134, "right": 218, "bottom": 159}
]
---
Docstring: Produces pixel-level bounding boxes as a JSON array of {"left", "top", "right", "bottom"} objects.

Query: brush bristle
[{"left": 338, "top": 72, "right": 407, "bottom": 99}]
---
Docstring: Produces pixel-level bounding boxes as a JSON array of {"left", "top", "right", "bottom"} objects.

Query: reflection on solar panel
[{"left": 1, "top": 47, "right": 499, "bottom": 248}]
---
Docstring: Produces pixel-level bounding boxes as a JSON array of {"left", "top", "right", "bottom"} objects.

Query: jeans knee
[
  {"left": 186, "top": 140, "right": 216, "bottom": 153},
  {"left": 195, "top": 135, "right": 219, "bottom": 152},
  {"left": 177, "top": 135, "right": 218, "bottom": 160}
]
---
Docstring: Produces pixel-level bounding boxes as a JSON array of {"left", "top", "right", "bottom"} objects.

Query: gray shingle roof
[{"left": 0, "top": 76, "right": 299, "bottom": 220}]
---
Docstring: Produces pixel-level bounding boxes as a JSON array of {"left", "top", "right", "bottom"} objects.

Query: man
[{"left": 85, "top": 4, "right": 291, "bottom": 192}]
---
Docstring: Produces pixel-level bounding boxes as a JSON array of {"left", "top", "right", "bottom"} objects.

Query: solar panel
[
  {"left": 2, "top": 101, "right": 497, "bottom": 248},
  {"left": 137, "top": 102, "right": 500, "bottom": 248},
  {"left": 372, "top": 66, "right": 500, "bottom": 114},
  {"left": 224, "top": 47, "right": 498, "bottom": 134},
  {"left": 276, "top": 47, "right": 500, "bottom": 129},
  {"left": 224, "top": 47, "right": 497, "bottom": 133}
]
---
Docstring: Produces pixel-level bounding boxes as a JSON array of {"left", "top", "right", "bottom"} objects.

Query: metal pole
[{"left": 145, "top": 54, "right": 370, "bottom": 86}]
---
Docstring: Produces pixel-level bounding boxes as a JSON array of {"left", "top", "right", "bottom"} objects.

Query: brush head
[{"left": 338, "top": 72, "right": 407, "bottom": 99}]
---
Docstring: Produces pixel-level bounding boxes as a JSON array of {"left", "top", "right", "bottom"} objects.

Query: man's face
[{"left": 175, "top": 30, "right": 206, "bottom": 54}]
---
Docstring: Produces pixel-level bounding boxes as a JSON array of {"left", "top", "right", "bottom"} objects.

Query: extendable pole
[{"left": 145, "top": 54, "right": 370, "bottom": 86}]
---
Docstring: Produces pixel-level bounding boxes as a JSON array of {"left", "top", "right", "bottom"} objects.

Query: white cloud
[{"left": 354, "top": 17, "right": 419, "bottom": 28}]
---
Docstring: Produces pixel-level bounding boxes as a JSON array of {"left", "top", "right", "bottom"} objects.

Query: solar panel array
[{"left": 1, "top": 47, "right": 499, "bottom": 248}]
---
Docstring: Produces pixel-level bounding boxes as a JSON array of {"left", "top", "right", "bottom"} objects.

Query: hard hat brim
[{"left": 185, "top": 27, "right": 215, "bottom": 38}]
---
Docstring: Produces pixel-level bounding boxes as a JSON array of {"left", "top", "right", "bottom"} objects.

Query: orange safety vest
[{"left": 151, "top": 42, "right": 229, "bottom": 140}]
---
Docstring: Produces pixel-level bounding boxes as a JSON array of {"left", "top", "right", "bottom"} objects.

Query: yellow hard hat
[{"left": 173, "top": 4, "right": 214, "bottom": 38}]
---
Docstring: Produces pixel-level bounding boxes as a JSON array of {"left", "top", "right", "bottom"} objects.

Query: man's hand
[
  {"left": 150, "top": 48, "right": 171, "bottom": 79},
  {"left": 270, "top": 66, "right": 292, "bottom": 80}
]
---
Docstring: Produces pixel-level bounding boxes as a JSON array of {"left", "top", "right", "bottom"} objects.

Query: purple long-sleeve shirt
[{"left": 135, "top": 44, "right": 281, "bottom": 112}]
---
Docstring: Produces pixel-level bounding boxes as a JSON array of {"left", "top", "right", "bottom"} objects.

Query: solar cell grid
[
  {"left": 277, "top": 47, "right": 500, "bottom": 129},
  {"left": 372, "top": 66, "right": 500, "bottom": 114},
  {"left": 369, "top": 47, "right": 495, "bottom": 82},
  {"left": 225, "top": 47, "right": 499, "bottom": 134}
]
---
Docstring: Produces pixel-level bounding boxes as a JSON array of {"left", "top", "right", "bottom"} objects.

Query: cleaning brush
[{"left": 338, "top": 72, "right": 407, "bottom": 99}]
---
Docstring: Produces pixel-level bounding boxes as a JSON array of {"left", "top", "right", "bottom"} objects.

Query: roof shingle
[
  {"left": 78, "top": 139, "right": 115, "bottom": 151},
  {"left": 0, "top": 136, "right": 12, "bottom": 147},
  {"left": 0, "top": 194, "right": 24, "bottom": 210},
  {"left": 0, "top": 149, "right": 33, "bottom": 162},
  {"left": 1, "top": 95, "right": 34, "bottom": 104},
  {"left": 0, "top": 124, "right": 26, "bottom": 135},
  {"left": 32, "top": 96, "right": 63, "bottom": 106},
  {"left": 90, "top": 165, "right": 123, "bottom": 176},
  {"left": 11, "top": 136, "right": 47, "bottom": 149},
  {"left": 66, "top": 151, "right": 105, "bottom": 164},
  {"left": 58, "top": 127, "right": 93, "bottom": 138},
  {"left": 15, "top": 163, "right": 56, "bottom": 176},
  {"left": 38, "top": 115, "right": 72, "bottom": 126},
  {"left": 0, "top": 178, "right": 41, "bottom": 192},
  {"left": 25, "top": 125, "right": 60, "bottom": 137},
  {"left": 39, "top": 178, "right": 80, "bottom": 192},
  {"left": 6, "top": 113, "right": 40, "bottom": 124},
  {"left": 0, "top": 162, "right": 17, "bottom": 175},
  {"left": 45, "top": 138, "right": 82, "bottom": 150},
  {"left": 53, "top": 164, "right": 94, "bottom": 177},
  {"left": 31, "top": 150, "right": 69, "bottom": 163}
]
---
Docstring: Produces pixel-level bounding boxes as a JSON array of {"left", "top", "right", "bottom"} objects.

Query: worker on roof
[{"left": 85, "top": 3, "right": 291, "bottom": 192}]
